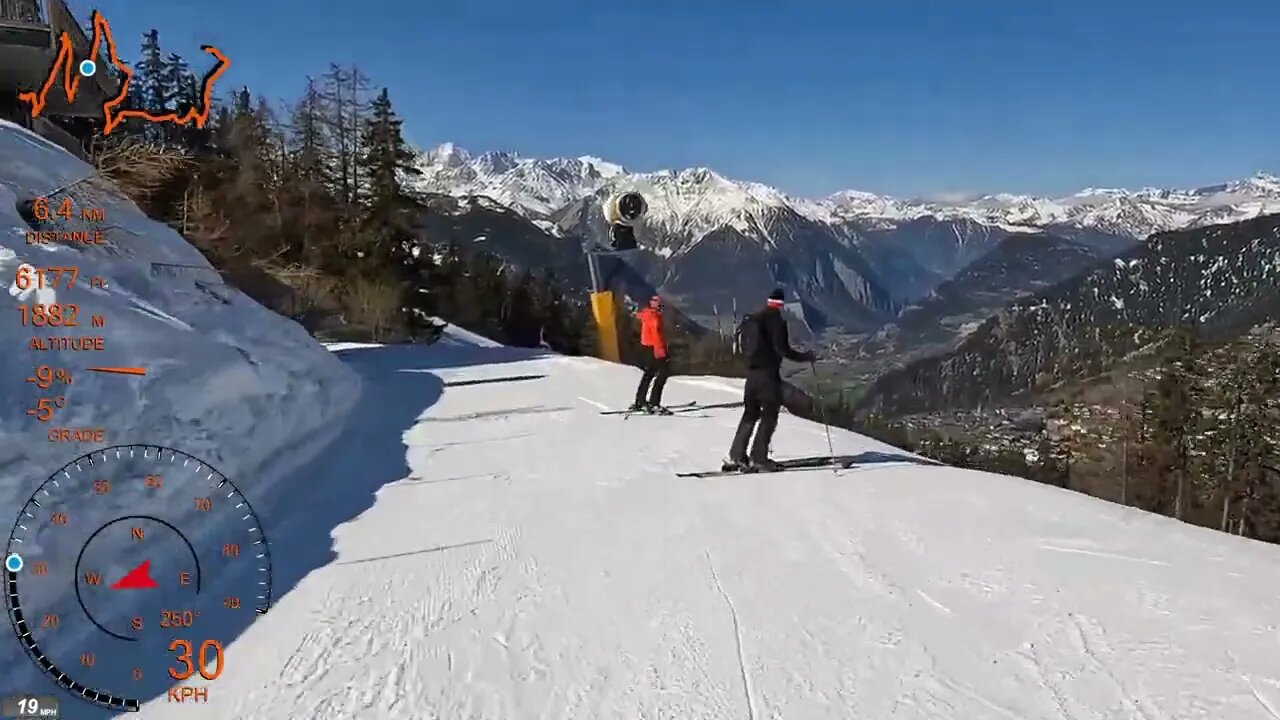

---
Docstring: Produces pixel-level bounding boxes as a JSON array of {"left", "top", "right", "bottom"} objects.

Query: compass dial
[{"left": 4, "top": 445, "right": 272, "bottom": 711}]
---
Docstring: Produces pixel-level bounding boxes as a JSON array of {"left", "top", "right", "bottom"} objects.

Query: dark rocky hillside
[
  {"left": 854, "top": 214, "right": 1280, "bottom": 417},
  {"left": 416, "top": 194, "right": 707, "bottom": 333},
  {"left": 554, "top": 194, "right": 897, "bottom": 332},
  {"left": 850, "top": 233, "right": 1100, "bottom": 369}
]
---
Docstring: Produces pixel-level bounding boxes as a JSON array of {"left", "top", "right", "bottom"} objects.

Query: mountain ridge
[
  {"left": 408, "top": 143, "right": 1279, "bottom": 333},
  {"left": 844, "top": 232, "right": 1102, "bottom": 376},
  {"left": 411, "top": 142, "right": 1280, "bottom": 242},
  {"left": 852, "top": 213, "right": 1280, "bottom": 417}
]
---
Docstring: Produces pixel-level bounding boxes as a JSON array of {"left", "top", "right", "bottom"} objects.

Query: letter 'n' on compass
[{"left": 4, "top": 445, "right": 273, "bottom": 711}]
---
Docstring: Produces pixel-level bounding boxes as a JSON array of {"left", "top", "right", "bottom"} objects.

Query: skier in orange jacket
[{"left": 631, "top": 295, "right": 673, "bottom": 414}]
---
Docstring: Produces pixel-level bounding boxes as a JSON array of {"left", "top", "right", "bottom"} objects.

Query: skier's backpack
[{"left": 733, "top": 313, "right": 761, "bottom": 359}]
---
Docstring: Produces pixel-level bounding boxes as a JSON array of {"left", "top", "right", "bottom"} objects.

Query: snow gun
[
  {"left": 602, "top": 191, "right": 647, "bottom": 251},
  {"left": 586, "top": 191, "right": 648, "bottom": 362}
]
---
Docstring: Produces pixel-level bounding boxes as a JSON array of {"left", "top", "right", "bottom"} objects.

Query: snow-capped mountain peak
[
  {"left": 473, "top": 150, "right": 519, "bottom": 175},
  {"left": 411, "top": 143, "right": 631, "bottom": 217},
  {"left": 815, "top": 175, "right": 1280, "bottom": 239},
  {"left": 575, "top": 155, "right": 627, "bottom": 179},
  {"left": 423, "top": 141, "right": 471, "bottom": 168},
  {"left": 1207, "top": 171, "right": 1280, "bottom": 196},
  {"left": 588, "top": 165, "right": 806, "bottom": 252},
  {"left": 412, "top": 141, "right": 1280, "bottom": 242}
]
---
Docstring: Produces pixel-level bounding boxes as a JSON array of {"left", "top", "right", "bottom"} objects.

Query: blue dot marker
[
  {"left": 4, "top": 553, "right": 22, "bottom": 573},
  {"left": 78, "top": 59, "right": 96, "bottom": 77}
]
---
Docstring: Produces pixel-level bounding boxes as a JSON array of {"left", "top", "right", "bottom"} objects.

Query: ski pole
[{"left": 810, "top": 360, "right": 836, "bottom": 467}]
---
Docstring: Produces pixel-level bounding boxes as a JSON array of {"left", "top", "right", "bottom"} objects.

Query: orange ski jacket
[{"left": 637, "top": 307, "right": 667, "bottom": 359}]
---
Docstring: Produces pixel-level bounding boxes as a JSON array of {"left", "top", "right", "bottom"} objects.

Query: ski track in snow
[
  {"left": 704, "top": 549, "right": 758, "bottom": 720},
  {"left": 2, "top": 321, "right": 1273, "bottom": 718},
  {"left": 1247, "top": 677, "right": 1280, "bottom": 720},
  {"left": 131, "top": 336, "right": 1280, "bottom": 718},
  {"left": 1038, "top": 544, "right": 1172, "bottom": 566}
]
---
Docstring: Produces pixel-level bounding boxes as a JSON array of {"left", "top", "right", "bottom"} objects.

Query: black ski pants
[
  {"left": 729, "top": 369, "right": 783, "bottom": 461},
  {"left": 634, "top": 355, "right": 670, "bottom": 406}
]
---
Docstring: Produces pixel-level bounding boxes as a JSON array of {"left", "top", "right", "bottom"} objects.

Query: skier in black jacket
[{"left": 725, "top": 288, "right": 816, "bottom": 472}]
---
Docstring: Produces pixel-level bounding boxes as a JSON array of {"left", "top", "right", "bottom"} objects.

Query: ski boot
[
  {"left": 748, "top": 457, "right": 782, "bottom": 472},
  {"left": 645, "top": 402, "right": 674, "bottom": 415},
  {"left": 721, "top": 456, "right": 752, "bottom": 473}
]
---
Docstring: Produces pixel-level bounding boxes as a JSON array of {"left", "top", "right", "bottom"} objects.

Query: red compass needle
[{"left": 110, "top": 560, "right": 158, "bottom": 590}]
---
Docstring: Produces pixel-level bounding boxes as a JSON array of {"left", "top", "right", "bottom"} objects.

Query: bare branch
[{"left": 88, "top": 136, "right": 194, "bottom": 202}]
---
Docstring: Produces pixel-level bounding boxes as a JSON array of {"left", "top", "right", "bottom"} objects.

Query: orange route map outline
[{"left": 18, "top": 9, "right": 229, "bottom": 136}]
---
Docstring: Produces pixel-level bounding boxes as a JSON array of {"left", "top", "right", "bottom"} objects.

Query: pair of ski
[
  {"left": 677, "top": 455, "right": 859, "bottom": 478},
  {"left": 598, "top": 400, "right": 744, "bottom": 417}
]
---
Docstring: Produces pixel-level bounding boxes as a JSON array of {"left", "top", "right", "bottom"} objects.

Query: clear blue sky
[{"left": 77, "top": 0, "right": 1278, "bottom": 199}]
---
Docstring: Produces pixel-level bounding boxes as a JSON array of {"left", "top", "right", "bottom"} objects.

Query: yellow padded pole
[{"left": 589, "top": 290, "right": 621, "bottom": 363}]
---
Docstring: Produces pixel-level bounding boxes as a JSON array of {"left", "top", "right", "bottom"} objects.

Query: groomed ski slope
[{"left": 142, "top": 328, "right": 1280, "bottom": 720}]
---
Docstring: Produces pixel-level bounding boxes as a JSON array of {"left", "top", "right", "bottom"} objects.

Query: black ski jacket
[{"left": 746, "top": 306, "right": 812, "bottom": 375}]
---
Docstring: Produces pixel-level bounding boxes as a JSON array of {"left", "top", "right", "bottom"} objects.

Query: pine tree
[
  {"left": 360, "top": 89, "right": 418, "bottom": 214},
  {"left": 231, "top": 86, "right": 252, "bottom": 116},
  {"left": 160, "top": 53, "right": 188, "bottom": 111},
  {"left": 289, "top": 79, "right": 330, "bottom": 187},
  {"left": 439, "top": 244, "right": 484, "bottom": 330},
  {"left": 176, "top": 68, "right": 209, "bottom": 150},
  {"left": 358, "top": 87, "right": 420, "bottom": 266},
  {"left": 529, "top": 270, "right": 578, "bottom": 353},
  {"left": 500, "top": 270, "right": 539, "bottom": 346},
  {"left": 160, "top": 53, "right": 202, "bottom": 147},
  {"left": 1146, "top": 325, "right": 1204, "bottom": 519},
  {"left": 135, "top": 30, "right": 166, "bottom": 142},
  {"left": 112, "top": 58, "right": 150, "bottom": 138},
  {"left": 1233, "top": 332, "right": 1280, "bottom": 538},
  {"left": 467, "top": 252, "right": 509, "bottom": 339},
  {"left": 284, "top": 78, "right": 336, "bottom": 262},
  {"left": 401, "top": 245, "right": 443, "bottom": 338},
  {"left": 210, "top": 90, "right": 278, "bottom": 258}
]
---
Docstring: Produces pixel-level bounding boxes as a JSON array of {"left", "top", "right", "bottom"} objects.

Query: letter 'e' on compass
[{"left": 4, "top": 445, "right": 273, "bottom": 711}]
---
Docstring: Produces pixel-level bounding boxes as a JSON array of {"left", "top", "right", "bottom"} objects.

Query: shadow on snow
[
  {"left": 750, "top": 450, "right": 943, "bottom": 472},
  {"left": 844, "top": 450, "right": 943, "bottom": 467},
  {"left": 49, "top": 341, "right": 542, "bottom": 718}
]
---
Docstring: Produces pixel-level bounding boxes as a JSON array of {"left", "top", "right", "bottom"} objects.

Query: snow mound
[
  {"left": 0, "top": 119, "right": 359, "bottom": 478},
  {"left": 0, "top": 118, "right": 360, "bottom": 706},
  {"left": 81, "top": 331, "right": 1279, "bottom": 719}
]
